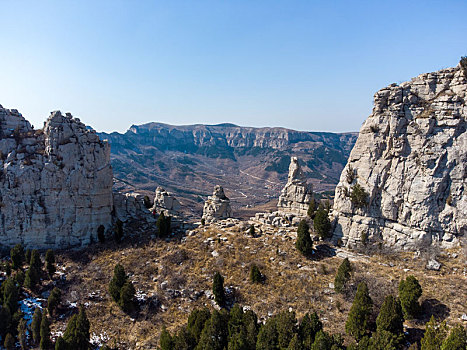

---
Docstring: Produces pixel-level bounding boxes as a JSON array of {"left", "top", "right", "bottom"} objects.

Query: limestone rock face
[
  {"left": 0, "top": 108, "right": 113, "bottom": 249},
  {"left": 277, "top": 157, "right": 313, "bottom": 216},
  {"left": 202, "top": 185, "right": 232, "bottom": 222},
  {"left": 332, "top": 65, "right": 467, "bottom": 250},
  {"left": 152, "top": 187, "right": 181, "bottom": 215}
]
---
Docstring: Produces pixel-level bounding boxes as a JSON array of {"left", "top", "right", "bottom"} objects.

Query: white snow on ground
[
  {"left": 135, "top": 289, "right": 147, "bottom": 302},
  {"left": 19, "top": 295, "right": 45, "bottom": 326},
  {"left": 90, "top": 331, "right": 110, "bottom": 348}
]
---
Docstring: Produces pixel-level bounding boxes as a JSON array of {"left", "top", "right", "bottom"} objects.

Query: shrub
[
  {"left": 295, "top": 220, "right": 313, "bottom": 256},
  {"left": 421, "top": 316, "right": 448, "bottom": 350},
  {"left": 376, "top": 295, "right": 404, "bottom": 336},
  {"left": 45, "top": 249, "right": 55, "bottom": 278},
  {"left": 460, "top": 56, "right": 467, "bottom": 77},
  {"left": 351, "top": 184, "right": 368, "bottom": 209},
  {"left": 97, "top": 225, "right": 106, "bottom": 243},
  {"left": 212, "top": 272, "right": 226, "bottom": 307},
  {"left": 334, "top": 258, "right": 352, "bottom": 294},
  {"left": 249, "top": 264, "right": 263, "bottom": 284},
  {"left": 346, "top": 282, "right": 373, "bottom": 341},
  {"left": 346, "top": 165, "right": 355, "bottom": 184},
  {"left": 441, "top": 324, "right": 467, "bottom": 350},
  {"left": 399, "top": 276, "right": 422, "bottom": 319},
  {"left": 10, "top": 243, "right": 25, "bottom": 269},
  {"left": 313, "top": 208, "right": 332, "bottom": 239}
]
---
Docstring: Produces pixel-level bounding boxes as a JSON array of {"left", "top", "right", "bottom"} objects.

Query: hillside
[{"left": 98, "top": 124, "right": 357, "bottom": 213}]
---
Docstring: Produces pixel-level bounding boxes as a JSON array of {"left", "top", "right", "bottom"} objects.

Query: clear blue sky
[{"left": 1, "top": 0, "right": 466, "bottom": 133}]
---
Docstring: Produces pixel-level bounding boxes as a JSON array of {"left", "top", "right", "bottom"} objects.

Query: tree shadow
[
  {"left": 311, "top": 244, "right": 336, "bottom": 261},
  {"left": 420, "top": 298, "right": 450, "bottom": 322}
]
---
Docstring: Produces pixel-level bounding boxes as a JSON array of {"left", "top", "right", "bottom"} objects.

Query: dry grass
[{"left": 53, "top": 225, "right": 466, "bottom": 349}]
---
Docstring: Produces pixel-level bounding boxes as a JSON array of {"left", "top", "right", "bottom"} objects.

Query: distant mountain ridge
[{"left": 98, "top": 123, "right": 358, "bottom": 211}]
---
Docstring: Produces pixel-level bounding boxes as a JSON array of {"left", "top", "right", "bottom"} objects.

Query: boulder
[{"left": 202, "top": 185, "right": 232, "bottom": 222}]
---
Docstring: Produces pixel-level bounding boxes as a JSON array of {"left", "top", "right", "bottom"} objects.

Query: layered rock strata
[
  {"left": 202, "top": 185, "right": 232, "bottom": 222},
  {"left": 0, "top": 108, "right": 113, "bottom": 248},
  {"left": 151, "top": 186, "right": 181, "bottom": 215},
  {"left": 331, "top": 65, "right": 467, "bottom": 249},
  {"left": 277, "top": 157, "right": 313, "bottom": 216}
]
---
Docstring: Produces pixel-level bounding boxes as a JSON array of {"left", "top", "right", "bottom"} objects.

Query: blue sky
[{"left": 0, "top": 1, "right": 466, "bottom": 133}]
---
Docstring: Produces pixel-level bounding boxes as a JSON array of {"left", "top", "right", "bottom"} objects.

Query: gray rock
[
  {"left": 426, "top": 259, "right": 441, "bottom": 271},
  {"left": 202, "top": 185, "right": 232, "bottom": 222},
  {"left": 332, "top": 65, "right": 467, "bottom": 250}
]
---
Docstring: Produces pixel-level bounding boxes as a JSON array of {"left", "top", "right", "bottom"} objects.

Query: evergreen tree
[
  {"left": 368, "top": 330, "right": 403, "bottom": 350},
  {"left": 25, "top": 249, "right": 31, "bottom": 265},
  {"left": 399, "top": 276, "right": 422, "bottom": 319},
  {"left": 45, "top": 249, "right": 56, "bottom": 278},
  {"left": 376, "top": 295, "right": 404, "bottom": 336},
  {"left": 4, "top": 261, "right": 11, "bottom": 276},
  {"left": 173, "top": 326, "right": 196, "bottom": 350},
  {"left": 299, "top": 312, "right": 322, "bottom": 349},
  {"left": 248, "top": 225, "right": 256, "bottom": 237},
  {"left": 2, "top": 277, "right": 19, "bottom": 314},
  {"left": 118, "top": 281, "right": 136, "bottom": 313},
  {"left": 15, "top": 270, "right": 25, "bottom": 287},
  {"left": 345, "top": 282, "right": 373, "bottom": 341},
  {"left": 62, "top": 306, "right": 90, "bottom": 350},
  {"left": 256, "top": 317, "right": 278, "bottom": 350},
  {"left": 441, "top": 325, "right": 467, "bottom": 350},
  {"left": 295, "top": 220, "right": 313, "bottom": 256},
  {"left": 0, "top": 307, "right": 12, "bottom": 340},
  {"left": 334, "top": 258, "right": 352, "bottom": 294},
  {"left": 313, "top": 208, "right": 332, "bottom": 239},
  {"left": 40, "top": 313, "right": 51, "bottom": 349},
  {"left": 31, "top": 307, "right": 43, "bottom": 344},
  {"left": 212, "top": 272, "right": 226, "bottom": 307},
  {"left": 143, "top": 195, "right": 152, "bottom": 208},
  {"left": 3, "top": 333, "right": 15, "bottom": 350},
  {"left": 350, "top": 184, "right": 368, "bottom": 209},
  {"left": 275, "top": 311, "right": 298, "bottom": 349},
  {"left": 249, "top": 265, "right": 263, "bottom": 284},
  {"left": 187, "top": 308, "right": 211, "bottom": 343},
  {"left": 97, "top": 225, "right": 106, "bottom": 243},
  {"left": 421, "top": 316, "right": 448, "bottom": 350},
  {"left": 157, "top": 212, "right": 172, "bottom": 238},
  {"left": 10, "top": 243, "right": 25, "bottom": 269},
  {"left": 55, "top": 337, "right": 67, "bottom": 350},
  {"left": 17, "top": 318, "right": 27, "bottom": 350},
  {"left": 48, "top": 287, "right": 62, "bottom": 316},
  {"left": 310, "top": 330, "right": 333, "bottom": 350},
  {"left": 115, "top": 219, "right": 124, "bottom": 243},
  {"left": 287, "top": 334, "right": 303, "bottom": 350},
  {"left": 160, "top": 326, "right": 174, "bottom": 350},
  {"left": 30, "top": 249, "right": 42, "bottom": 270},
  {"left": 243, "top": 310, "right": 259, "bottom": 350},
  {"left": 109, "top": 264, "right": 127, "bottom": 302},
  {"left": 307, "top": 198, "right": 318, "bottom": 218},
  {"left": 24, "top": 264, "right": 41, "bottom": 290},
  {"left": 196, "top": 310, "right": 228, "bottom": 350}
]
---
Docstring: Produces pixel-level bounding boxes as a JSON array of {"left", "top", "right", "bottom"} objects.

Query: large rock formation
[
  {"left": 202, "top": 185, "right": 232, "bottom": 222},
  {"left": 0, "top": 107, "right": 113, "bottom": 249},
  {"left": 277, "top": 157, "right": 313, "bottom": 216},
  {"left": 151, "top": 186, "right": 181, "bottom": 215},
  {"left": 332, "top": 64, "right": 467, "bottom": 250}
]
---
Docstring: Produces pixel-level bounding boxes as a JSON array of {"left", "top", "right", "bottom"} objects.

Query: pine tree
[
  {"left": 63, "top": 306, "right": 90, "bottom": 350},
  {"left": 255, "top": 316, "right": 278, "bottom": 350},
  {"left": 399, "top": 275, "right": 422, "bottom": 319},
  {"left": 115, "top": 219, "right": 124, "bottom": 243},
  {"left": 40, "top": 313, "right": 51, "bottom": 349},
  {"left": 369, "top": 330, "right": 403, "bottom": 350},
  {"left": 15, "top": 270, "right": 25, "bottom": 287},
  {"left": 310, "top": 330, "right": 333, "bottom": 350},
  {"left": 174, "top": 326, "right": 196, "bottom": 350},
  {"left": 10, "top": 243, "right": 25, "bottom": 269},
  {"left": 2, "top": 277, "right": 19, "bottom": 314},
  {"left": 17, "top": 318, "right": 27, "bottom": 350},
  {"left": 25, "top": 265, "right": 41, "bottom": 290},
  {"left": 31, "top": 307, "right": 43, "bottom": 344},
  {"left": 212, "top": 272, "right": 226, "bottom": 307},
  {"left": 275, "top": 311, "right": 298, "bottom": 349},
  {"left": 287, "top": 334, "right": 303, "bottom": 350},
  {"left": 346, "top": 282, "right": 373, "bottom": 341},
  {"left": 299, "top": 312, "right": 322, "bottom": 349},
  {"left": 248, "top": 225, "right": 255, "bottom": 237},
  {"left": 307, "top": 198, "right": 318, "bottom": 218},
  {"left": 313, "top": 208, "right": 332, "bottom": 239},
  {"left": 3, "top": 333, "right": 15, "bottom": 350},
  {"left": 156, "top": 212, "right": 172, "bottom": 238},
  {"left": 295, "top": 220, "right": 313, "bottom": 256},
  {"left": 97, "top": 225, "right": 106, "bottom": 243},
  {"left": 25, "top": 249, "right": 31, "bottom": 265},
  {"left": 118, "top": 281, "right": 136, "bottom": 313},
  {"left": 0, "top": 307, "right": 12, "bottom": 340},
  {"left": 160, "top": 326, "right": 174, "bottom": 350},
  {"left": 249, "top": 264, "right": 263, "bottom": 284},
  {"left": 334, "top": 258, "right": 352, "bottom": 294},
  {"left": 47, "top": 287, "right": 62, "bottom": 316},
  {"left": 376, "top": 295, "right": 404, "bottom": 336},
  {"left": 421, "top": 316, "right": 448, "bottom": 350},
  {"left": 196, "top": 309, "right": 228, "bottom": 350},
  {"left": 187, "top": 308, "right": 211, "bottom": 343},
  {"left": 441, "top": 325, "right": 467, "bottom": 350},
  {"left": 109, "top": 264, "right": 127, "bottom": 302},
  {"left": 30, "top": 249, "right": 42, "bottom": 270},
  {"left": 45, "top": 249, "right": 56, "bottom": 278},
  {"left": 54, "top": 337, "right": 67, "bottom": 350}
]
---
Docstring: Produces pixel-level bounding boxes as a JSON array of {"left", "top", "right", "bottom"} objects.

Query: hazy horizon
[{"left": 1, "top": 0, "right": 466, "bottom": 134}]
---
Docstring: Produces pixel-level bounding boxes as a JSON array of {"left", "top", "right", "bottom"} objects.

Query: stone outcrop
[
  {"left": 202, "top": 185, "right": 232, "bottom": 222},
  {"left": 151, "top": 187, "right": 181, "bottom": 215},
  {"left": 331, "top": 65, "right": 467, "bottom": 250},
  {"left": 0, "top": 107, "right": 113, "bottom": 249},
  {"left": 277, "top": 157, "right": 313, "bottom": 216}
]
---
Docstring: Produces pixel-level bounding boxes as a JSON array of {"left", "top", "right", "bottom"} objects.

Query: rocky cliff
[
  {"left": 0, "top": 107, "right": 113, "bottom": 249},
  {"left": 99, "top": 124, "right": 357, "bottom": 209},
  {"left": 332, "top": 65, "right": 467, "bottom": 249}
]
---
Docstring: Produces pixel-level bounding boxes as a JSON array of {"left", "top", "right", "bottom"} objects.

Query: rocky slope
[
  {"left": 331, "top": 64, "right": 467, "bottom": 249},
  {"left": 0, "top": 107, "right": 113, "bottom": 249},
  {"left": 98, "top": 124, "right": 357, "bottom": 210}
]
